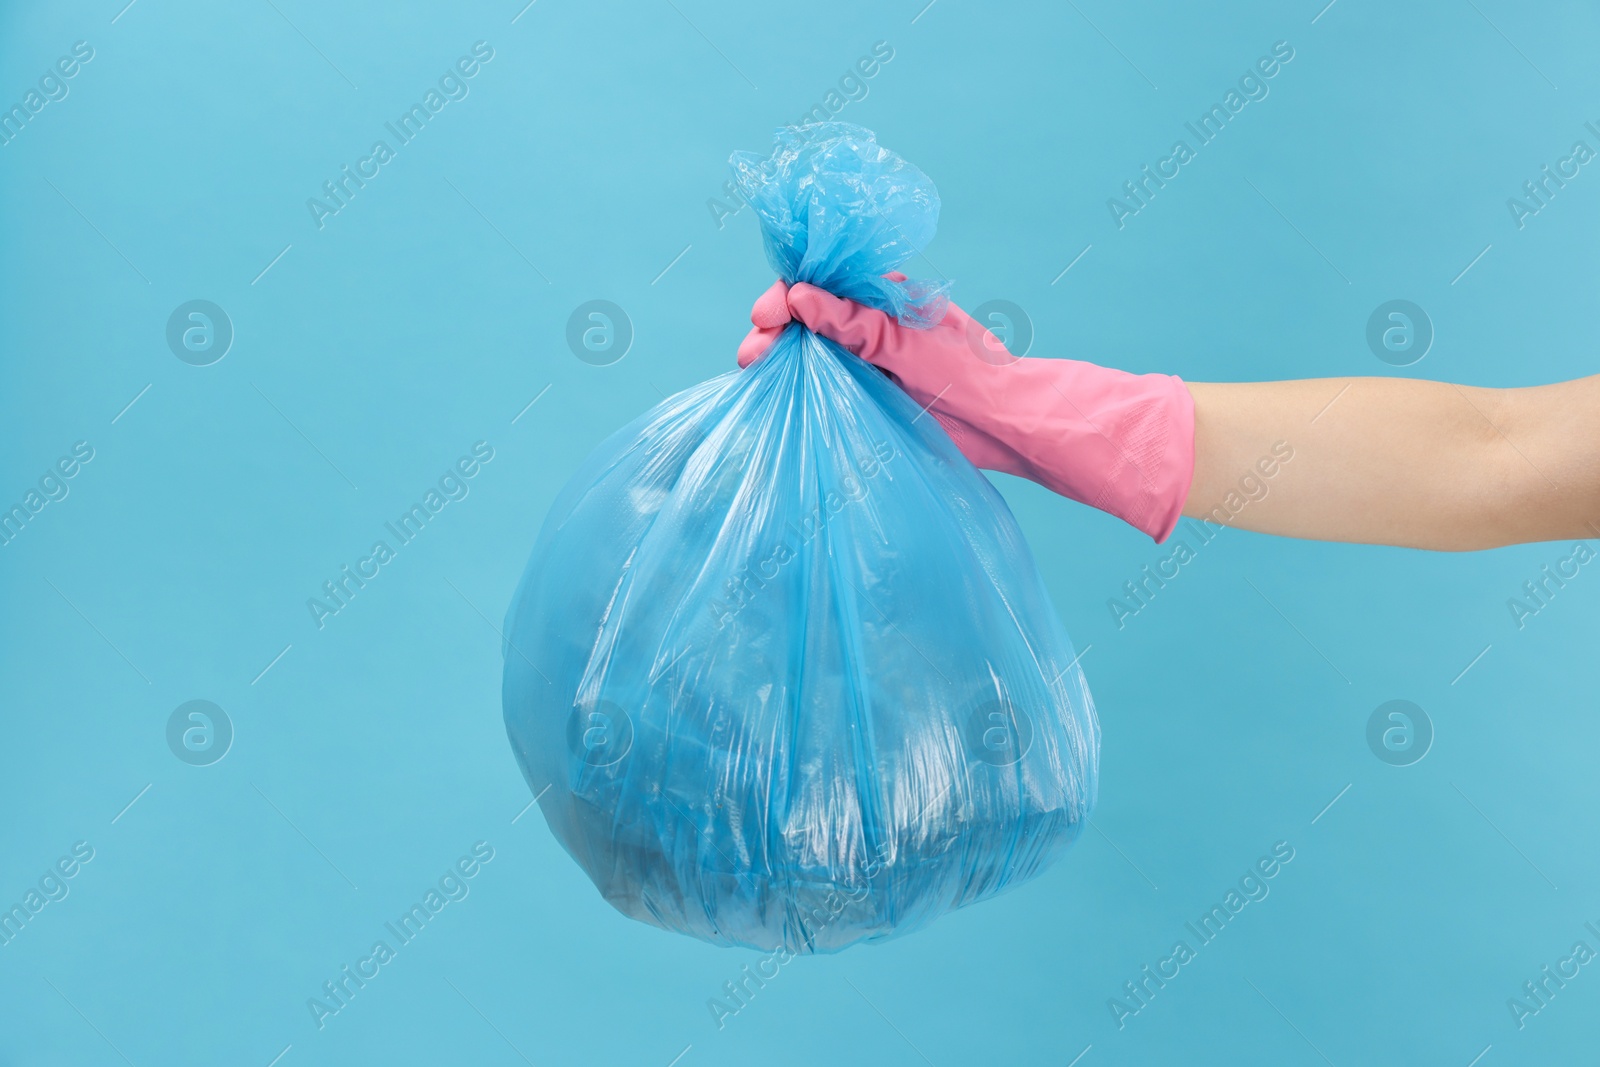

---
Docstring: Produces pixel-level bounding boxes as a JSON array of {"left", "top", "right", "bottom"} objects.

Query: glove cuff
[{"left": 988, "top": 362, "right": 1195, "bottom": 543}]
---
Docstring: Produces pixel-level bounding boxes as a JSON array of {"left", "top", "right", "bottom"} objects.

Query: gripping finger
[{"left": 785, "top": 283, "right": 902, "bottom": 371}]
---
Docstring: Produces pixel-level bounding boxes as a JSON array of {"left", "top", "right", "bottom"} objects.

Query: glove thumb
[{"left": 736, "top": 279, "right": 791, "bottom": 368}]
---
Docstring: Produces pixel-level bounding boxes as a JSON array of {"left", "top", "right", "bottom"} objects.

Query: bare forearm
[{"left": 1183, "top": 376, "right": 1600, "bottom": 550}]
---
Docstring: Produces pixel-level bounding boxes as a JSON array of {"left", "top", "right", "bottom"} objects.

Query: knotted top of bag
[{"left": 730, "top": 123, "right": 950, "bottom": 330}]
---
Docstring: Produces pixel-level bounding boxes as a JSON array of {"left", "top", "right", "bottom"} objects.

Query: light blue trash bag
[{"left": 503, "top": 123, "right": 1098, "bottom": 953}]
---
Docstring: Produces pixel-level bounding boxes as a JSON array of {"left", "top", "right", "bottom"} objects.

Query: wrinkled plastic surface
[{"left": 503, "top": 123, "right": 1098, "bottom": 953}]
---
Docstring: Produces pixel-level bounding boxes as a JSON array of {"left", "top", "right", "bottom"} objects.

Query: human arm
[
  {"left": 1186, "top": 376, "right": 1600, "bottom": 550},
  {"left": 740, "top": 280, "right": 1600, "bottom": 551}
]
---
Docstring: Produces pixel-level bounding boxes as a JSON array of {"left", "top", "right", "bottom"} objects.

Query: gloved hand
[{"left": 737, "top": 279, "right": 1196, "bottom": 543}]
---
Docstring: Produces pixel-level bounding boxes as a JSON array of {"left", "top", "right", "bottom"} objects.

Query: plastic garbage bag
[{"left": 503, "top": 123, "right": 1098, "bottom": 953}]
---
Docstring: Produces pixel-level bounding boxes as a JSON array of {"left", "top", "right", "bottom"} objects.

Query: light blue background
[{"left": 3, "top": 1, "right": 1598, "bottom": 1064}]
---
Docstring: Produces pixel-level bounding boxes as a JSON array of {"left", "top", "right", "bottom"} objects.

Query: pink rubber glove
[{"left": 737, "top": 279, "right": 1196, "bottom": 543}]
